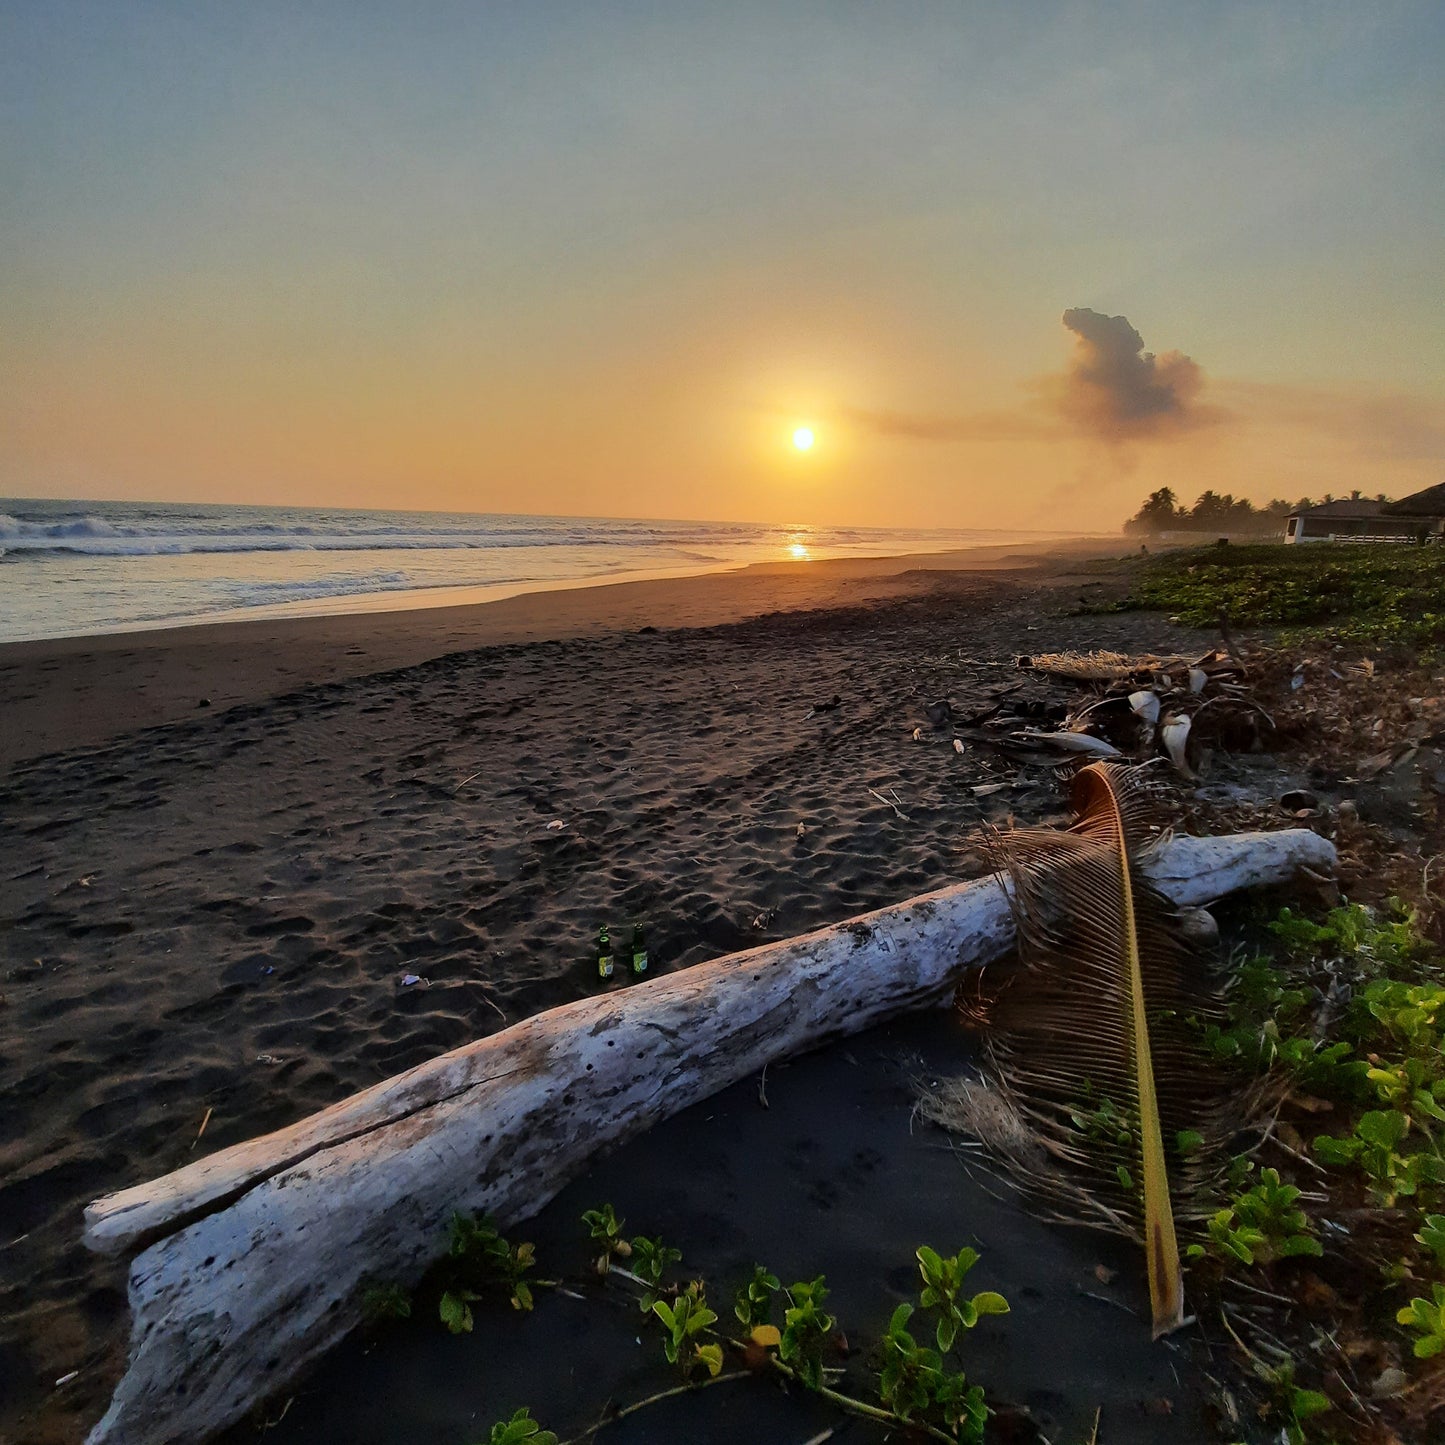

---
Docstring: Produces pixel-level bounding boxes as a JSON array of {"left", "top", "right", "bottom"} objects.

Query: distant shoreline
[
  {"left": 0, "top": 497, "right": 1085, "bottom": 646},
  {"left": 0, "top": 537, "right": 1118, "bottom": 769}
]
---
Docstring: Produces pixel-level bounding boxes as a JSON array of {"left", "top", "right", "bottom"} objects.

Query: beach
[{"left": 1, "top": 541, "right": 1215, "bottom": 1444}]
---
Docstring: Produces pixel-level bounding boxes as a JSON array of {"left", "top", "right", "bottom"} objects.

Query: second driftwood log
[{"left": 83, "top": 827, "right": 1336, "bottom": 1445}]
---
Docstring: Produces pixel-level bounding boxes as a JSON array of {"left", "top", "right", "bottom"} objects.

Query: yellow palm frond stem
[{"left": 980, "top": 762, "right": 1233, "bottom": 1339}]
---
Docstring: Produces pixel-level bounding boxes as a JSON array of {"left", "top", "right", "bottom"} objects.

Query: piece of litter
[
  {"left": 1160, "top": 713, "right": 1197, "bottom": 780},
  {"left": 255, "top": 1053, "right": 281, "bottom": 1065},
  {"left": 796, "top": 822, "right": 806, "bottom": 838},
  {"left": 545, "top": 819, "right": 565, "bottom": 830},
  {"left": 1016, "top": 729, "right": 1122, "bottom": 759},
  {"left": 971, "top": 782, "right": 1010, "bottom": 797},
  {"left": 400, "top": 973, "right": 425, "bottom": 987},
  {"left": 1127, "top": 690, "right": 1161, "bottom": 726},
  {"left": 1371, "top": 1366, "right": 1407, "bottom": 1399},
  {"left": 952, "top": 738, "right": 965, "bottom": 754},
  {"left": 55, "top": 1371, "right": 79, "bottom": 1388},
  {"left": 260, "top": 965, "right": 274, "bottom": 976},
  {"left": 911, "top": 726, "right": 923, "bottom": 742}
]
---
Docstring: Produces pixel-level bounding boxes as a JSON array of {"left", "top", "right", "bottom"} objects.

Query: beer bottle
[
  {"left": 596, "top": 925, "right": 614, "bottom": 980},
  {"left": 630, "top": 923, "right": 648, "bottom": 976}
]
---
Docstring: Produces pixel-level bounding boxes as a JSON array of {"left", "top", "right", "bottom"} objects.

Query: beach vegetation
[
  {"left": 1095, "top": 541, "right": 1445, "bottom": 651},
  {"left": 877, "top": 1303, "right": 989, "bottom": 1444},
  {"left": 1185, "top": 1169, "right": 1321, "bottom": 1267},
  {"left": 776, "top": 1275, "right": 834, "bottom": 1389},
  {"left": 1312, "top": 1109, "right": 1445, "bottom": 1206},
  {"left": 580, "top": 1203, "right": 630, "bottom": 1274},
  {"left": 914, "top": 1245, "right": 1010, "bottom": 1351},
  {"left": 628, "top": 1234, "right": 683, "bottom": 1314},
  {"left": 1414, "top": 1213, "right": 1445, "bottom": 1268},
  {"left": 733, "top": 1264, "right": 780, "bottom": 1331},
  {"left": 456, "top": 1208, "right": 1010, "bottom": 1445},
  {"left": 653, "top": 1281, "right": 725, "bottom": 1378},
  {"left": 359, "top": 1281, "right": 413, "bottom": 1323},
  {"left": 1253, "top": 1358, "right": 1334, "bottom": 1445},
  {"left": 482, "top": 1407, "right": 558, "bottom": 1445},
  {"left": 1397, "top": 1283, "right": 1445, "bottom": 1359},
  {"left": 1175, "top": 893, "right": 1445, "bottom": 1438},
  {"left": 438, "top": 1213, "right": 538, "bottom": 1330}
]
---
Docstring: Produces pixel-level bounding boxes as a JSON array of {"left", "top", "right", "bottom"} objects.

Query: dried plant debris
[
  {"left": 927, "top": 778, "right": 1445, "bottom": 1442},
  {"left": 914, "top": 1074, "right": 1047, "bottom": 1166},
  {"left": 946, "top": 764, "right": 1265, "bottom": 1336},
  {"left": 1018, "top": 650, "right": 1189, "bottom": 682},
  {"left": 946, "top": 647, "right": 1251, "bottom": 780}
]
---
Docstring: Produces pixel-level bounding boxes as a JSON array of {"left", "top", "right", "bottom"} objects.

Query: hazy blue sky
[{"left": 3, "top": 2, "right": 1442, "bottom": 527}]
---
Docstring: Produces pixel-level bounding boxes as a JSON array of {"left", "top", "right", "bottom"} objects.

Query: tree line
[{"left": 1123, "top": 487, "right": 1388, "bottom": 535}]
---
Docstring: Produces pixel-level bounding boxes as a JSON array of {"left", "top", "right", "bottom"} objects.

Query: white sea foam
[{"left": 0, "top": 498, "right": 1064, "bottom": 643}]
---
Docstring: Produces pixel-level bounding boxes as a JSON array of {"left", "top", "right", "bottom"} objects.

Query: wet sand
[{"left": 0, "top": 540, "right": 1217, "bottom": 1443}]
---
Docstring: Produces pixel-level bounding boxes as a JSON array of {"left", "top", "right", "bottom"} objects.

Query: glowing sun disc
[{"left": 792, "top": 426, "right": 815, "bottom": 451}]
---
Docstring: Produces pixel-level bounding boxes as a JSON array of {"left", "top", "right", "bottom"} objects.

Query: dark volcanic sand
[
  {"left": 246, "top": 1012, "right": 1206, "bottom": 1445},
  {"left": 0, "top": 566, "right": 1209, "bottom": 1443}
]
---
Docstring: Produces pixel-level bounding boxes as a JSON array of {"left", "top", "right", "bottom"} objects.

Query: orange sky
[{"left": 3, "top": 5, "right": 1442, "bottom": 531}]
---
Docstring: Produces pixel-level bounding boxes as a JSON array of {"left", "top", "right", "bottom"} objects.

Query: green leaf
[
  {"left": 695, "top": 1343, "right": 724, "bottom": 1377},
  {"left": 1356, "top": 1109, "right": 1409, "bottom": 1149},
  {"left": 439, "top": 1289, "right": 474, "bottom": 1334},
  {"left": 485, "top": 1407, "right": 558, "bottom": 1445},
  {"left": 1175, "top": 1129, "right": 1205, "bottom": 1156},
  {"left": 1291, "top": 1387, "right": 1332, "bottom": 1420},
  {"left": 1312, "top": 1134, "right": 1360, "bottom": 1165},
  {"left": 969, "top": 1290, "right": 1010, "bottom": 1316}
]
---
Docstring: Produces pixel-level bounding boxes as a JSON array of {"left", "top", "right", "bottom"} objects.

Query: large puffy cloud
[
  {"left": 841, "top": 309, "right": 1216, "bottom": 445},
  {"left": 1054, "top": 308, "right": 1211, "bottom": 439}
]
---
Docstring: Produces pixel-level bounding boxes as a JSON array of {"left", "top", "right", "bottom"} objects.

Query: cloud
[
  {"left": 1051, "top": 307, "right": 1216, "bottom": 441},
  {"left": 840, "top": 308, "right": 1219, "bottom": 447}
]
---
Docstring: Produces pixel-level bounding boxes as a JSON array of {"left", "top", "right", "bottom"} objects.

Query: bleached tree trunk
[{"left": 83, "top": 828, "right": 1335, "bottom": 1445}]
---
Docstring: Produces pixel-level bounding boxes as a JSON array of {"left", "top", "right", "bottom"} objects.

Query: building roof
[
  {"left": 1287, "top": 484, "right": 1445, "bottom": 523},
  {"left": 1291, "top": 498, "right": 1388, "bottom": 520},
  {"left": 1384, "top": 482, "right": 1445, "bottom": 517}
]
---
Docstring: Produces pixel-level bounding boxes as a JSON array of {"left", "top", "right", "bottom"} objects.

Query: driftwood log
[{"left": 83, "top": 828, "right": 1335, "bottom": 1445}]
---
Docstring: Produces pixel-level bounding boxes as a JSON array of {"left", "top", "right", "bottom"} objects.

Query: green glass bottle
[
  {"left": 630, "top": 923, "right": 648, "bottom": 976},
  {"left": 596, "top": 925, "right": 614, "bottom": 980}
]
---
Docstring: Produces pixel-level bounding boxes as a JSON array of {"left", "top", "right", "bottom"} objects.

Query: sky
[{"left": 2, "top": 2, "right": 1442, "bottom": 531}]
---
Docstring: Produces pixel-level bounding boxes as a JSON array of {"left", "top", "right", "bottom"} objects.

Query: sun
[{"left": 791, "top": 425, "right": 815, "bottom": 452}]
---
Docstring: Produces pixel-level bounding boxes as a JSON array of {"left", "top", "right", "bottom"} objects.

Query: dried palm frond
[
  {"left": 1023, "top": 650, "right": 1187, "bottom": 682},
  {"left": 974, "top": 762, "right": 1251, "bottom": 1338}
]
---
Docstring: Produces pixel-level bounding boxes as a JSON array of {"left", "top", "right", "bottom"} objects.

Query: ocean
[{"left": 0, "top": 498, "right": 1055, "bottom": 644}]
